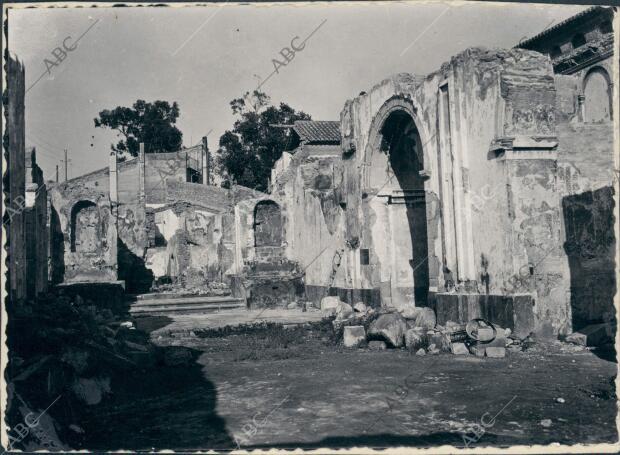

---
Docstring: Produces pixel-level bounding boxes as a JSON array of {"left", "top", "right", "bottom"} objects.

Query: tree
[
  {"left": 216, "top": 91, "right": 311, "bottom": 191},
  {"left": 94, "top": 99, "right": 183, "bottom": 158}
]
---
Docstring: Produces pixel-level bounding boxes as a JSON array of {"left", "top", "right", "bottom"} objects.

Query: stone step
[
  {"left": 130, "top": 301, "right": 245, "bottom": 315},
  {"left": 132, "top": 294, "right": 239, "bottom": 305}
]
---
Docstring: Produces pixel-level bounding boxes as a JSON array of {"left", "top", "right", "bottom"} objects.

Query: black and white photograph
[{"left": 2, "top": 1, "right": 619, "bottom": 452}]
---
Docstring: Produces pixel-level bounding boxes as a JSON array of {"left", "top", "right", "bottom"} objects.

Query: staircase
[{"left": 129, "top": 293, "right": 246, "bottom": 315}]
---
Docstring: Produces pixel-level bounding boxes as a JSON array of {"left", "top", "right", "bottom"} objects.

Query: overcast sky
[{"left": 7, "top": 1, "right": 587, "bottom": 180}]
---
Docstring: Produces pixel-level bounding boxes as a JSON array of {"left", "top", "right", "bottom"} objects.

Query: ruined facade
[{"left": 4, "top": 55, "right": 49, "bottom": 303}]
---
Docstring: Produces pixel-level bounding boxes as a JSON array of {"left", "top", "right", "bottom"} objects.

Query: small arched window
[
  {"left": 583, "top": 67, "right": 612, "bottom": 123},
  {"left": 70, "top": 200, "right": 99, "bottom": 252},
  {"left": 571, "top": 33, "right": 586, "bottom": 49}
]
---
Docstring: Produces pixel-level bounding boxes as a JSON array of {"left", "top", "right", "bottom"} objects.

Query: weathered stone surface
[
  {"left": 451, "top": 342, "right": 469, "bottom": 355},
  {"left": 405, "top": 329, "right": 425, "bottom": 350},
  {"left": 287, "top": 302, "right": 298, "bottom": 309},
  {"left": 399, "top": 306, "right": 436, "bottom": 330},
  {"left": 565, "top": 323, "right": 613, "bottom": 347},
  {"left": 429, "top": 332, "right": 451, "bottom": 352},
  {"left": 368, "top": 340, "right": 387, "bottom": 351},
  {"left": 416, "top": 348, "right": 426, "bottom": 356},
  {"left": 321, "top": 296, "right": 341, "bottom": 315},
  {"left": 343, "top": 326, "right": 366, "bottom": 348},
  {"left": 368, "top": 313, "right": 407, "bottom": 348},
  {"left": 353, "top": 302, "right": 367, "bottom": 313},
  {"left": 335, "top": 302, "right": 354, "bottom": 321},
  {"left": 486, "top": 347, "right": 506, "bottom": 358},
  {"left": 469, "top": 345, "right": 486, "bottom": 357}
]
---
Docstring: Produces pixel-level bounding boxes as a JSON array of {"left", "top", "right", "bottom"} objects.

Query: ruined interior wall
[
  {"left": 5, "top": 55, "right": 27, "bottom": 302},
  {"left": 48, "top": 185, "right": 116, "bottom": 282},
  {"left": 272, "top": 149, "right": 346, "bottom": 301},
  {"left": 145, "top": 201, "right": 235, "bottom": 288},
  {"left": 554, "top": 77, "right": 616, "bottom": 329},
  {"left": 24, "top": 149, "right": 48, "bottom": 299}
]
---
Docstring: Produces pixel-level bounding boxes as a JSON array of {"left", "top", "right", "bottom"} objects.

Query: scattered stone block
[
  {"left": 368, "top": 340, "right": 387, "bottom": 351},
  {"left": 368, "top": 313, "right": 408, "bottom": 348},
  {"left": 399, "top": 306, "right": 437, "bottom": 329},
  {"left": 469, "top": 345, "right": 486, "bottom": 357},
  {"left": 485, "top": 347, "right": 506, "bottom": 358},
  {"left": 429, "top": 332, "right": 451, "bottom": 351},
  {"left": 405, "top": 329, "right": 424, "bottom": 350},
  {"left": 565, "top": 323, "right": 613, "bottom": 347},
  {"left": 416, "top": 348, "right": 426, "bottom": 356},
  {"left": 353, "top": 302, "right": 367, "bottom": 313},
  {"left": 343, "top": 326, "right": 366, "bottom": 348},
  {"left": 321, "top": 296, "right": 341, "bottom": 311},
  {"left": 335, "top": 302, "right": 354, "bottom": 321},
  {"left": 451, "top": 342, "right": 469, "bottom": 355},
  {"left": 305, "top": 302, "right": 316, "bottom": 311},
  {"left": 287, "top": 302, "right": 298, "bottom": 309}
]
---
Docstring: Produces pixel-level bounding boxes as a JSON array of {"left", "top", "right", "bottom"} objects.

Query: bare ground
[{"left": 81, "top": 315, "right": 618, "bottom": 451}]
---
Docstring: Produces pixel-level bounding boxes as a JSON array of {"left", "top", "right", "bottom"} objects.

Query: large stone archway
[{"left": 361, "top": 97, "right": 436, "bottom": 309}]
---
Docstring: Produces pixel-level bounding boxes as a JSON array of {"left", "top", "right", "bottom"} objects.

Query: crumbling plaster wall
[
  {"left": 336, "top": 47, "right": 571, "bottom": 333},
  {"left": 146, "top": 202, "right": 234, "bottom": 283},
  {"left": 554, "top": 75, "right": 616, "bottom": 329},
  {"left": 48, "top": 184, "right": 116, "bottom": 282}
]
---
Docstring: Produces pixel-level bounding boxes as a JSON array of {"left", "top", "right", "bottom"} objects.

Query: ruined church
[{"left": 10, "top": 6, "right": 616, "bottom": 339}]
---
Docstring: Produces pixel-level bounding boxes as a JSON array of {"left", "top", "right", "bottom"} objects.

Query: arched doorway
[
  {"left": 583, "top": 67, "right": 612, "bottom": 122},
  {"left": 253, "top": 200, "right": 283, "bottom": 247},
  {"left": 366, "top": 105, "right": 430, "bottom": 308},
  {"left": 70, "top": 200, "right": 99, "bottom": 253}
]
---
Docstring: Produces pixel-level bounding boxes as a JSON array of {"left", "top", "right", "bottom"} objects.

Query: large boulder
[
  {"left": 320, "top": 296, "right": 341, "bottom": 316},
  {"left": 335, "top": 302, "right": 354, "bottom": 321},
  {"left": 343, "top": 326, "right": 366, "bottom": 348},
  {"left": 368, "top": 313, "right": 408, "bottom": 348},
  {"left": 405, "top": 329, "right": 425, "bottom": 350}
]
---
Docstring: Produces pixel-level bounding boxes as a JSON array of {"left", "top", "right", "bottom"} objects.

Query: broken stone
[
  {"left": 320, "top": 296, "right": 341, "bottom": 316},
  {"left": 287, "top": 302, "right": 298, "bottom": 309},
  {"left": 485, "top": 347, "right": 506, "bottom": 358},
  {"left": 305, "top": 302, "right": 316, "bottom": 311},
  {"left": 565, "top": 323, "right": 613, "bottom": 347},
  {"left": 368, "top": 312, "right": 408, "bottom": 348},
  {"left": 398, "top": 306, "right": 436, "bottom": 330},
  {"left": 120, "top": 321, "right": 134, "bottom": 329},
  {"left": 451, "top": 342, "right": 469, "bottom": 355},
  {"left": 469, "top": 344, "right": 486, "bottom": 357},
  {"left": 343, "top": 326, "right": 366, "bottom": 348},
  {"left": 368, "top": 340, "right": 387, "bottom": 351},
  {"left": 335, "top": 302, "right": 354, "bottom": 321},
  {"left": 429, "top": 332, "right": 451, "bottom": 352},
  {"left": 405, "top": 329, "right": 425, "bottom": 350},
  {"left": 416, "top": 348, "right": 426, "bottom": 356},
  {"left": 353, "top": 302, "right": 367, "bottom": 313},
  {"left": 540, "top": 419, "right": 552, "bottom": 428}
]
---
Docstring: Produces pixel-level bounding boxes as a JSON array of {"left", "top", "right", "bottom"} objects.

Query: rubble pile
[
  {"left": 6, "top": 289, "right": 193, "bottom": 450},
  {"left": 150, "top": 277, "right": 231, "bottom": 297},
  {"left": 321, "top": 296, "right": 533, "bottom": 358}
]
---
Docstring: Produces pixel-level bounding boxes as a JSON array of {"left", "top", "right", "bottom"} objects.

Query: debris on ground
[
  {"left": 343, "top": 326, "right": 366, "bottom": 348},
  {"left": 368, "top": 340, "right": 387, "bottom": 351},
  {"left": 565, "top": 322, "right": 614, "bottom": 347},
  {"left": 368, "top": 313, "right": 408, "bottom": 348}
]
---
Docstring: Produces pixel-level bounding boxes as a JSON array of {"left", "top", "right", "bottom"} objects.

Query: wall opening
[
  {"left": 253, "top": 200, "right": 283, "bottom": 247},
  {"left": 571, "top": 33, "right": 586, "bottom": 48},
  {"left": 374, "top": 109, "right": 430, "bottom": 307},
  {"left": 70, "top": 200, "right": 99, "bottom": 253},
  {"left": 583, "top": 67, "right": 612, "bottom": 122}
]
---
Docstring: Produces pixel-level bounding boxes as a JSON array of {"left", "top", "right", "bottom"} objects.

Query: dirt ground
[{"left": 83, "top": 316, "right": 618, "bottom": 451}]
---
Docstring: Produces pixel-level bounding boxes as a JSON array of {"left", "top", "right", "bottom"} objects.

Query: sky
[{"left": 7, "top": 1, "right": 588, "bottom": 180}]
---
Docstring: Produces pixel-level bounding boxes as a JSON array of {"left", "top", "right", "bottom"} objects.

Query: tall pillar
[
  {"left": 109, "top": 151, "right": 118, "bottom": 204},
  {"left": 202, "top": 135, "right": 209, "bottom": 185},
  {"left": 138, "top": 142, "right": 145, "bottom": 205}
]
